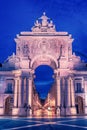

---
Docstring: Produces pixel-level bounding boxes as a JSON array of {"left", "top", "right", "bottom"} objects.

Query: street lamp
[{"left": 48, "top": 106, "right": 51, "bottom": 111}]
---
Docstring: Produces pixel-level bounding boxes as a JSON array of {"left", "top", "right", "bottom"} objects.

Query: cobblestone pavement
[{"left": 0, "top": 116, "right": 87, "bottom": 130}]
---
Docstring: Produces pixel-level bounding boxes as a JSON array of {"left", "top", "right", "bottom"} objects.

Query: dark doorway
[
  {"left": 75, "top": 96, "right": 84, "bottom": 114},
  {"left": 5, "top": 96, "right": 14, "bottom": 115}
]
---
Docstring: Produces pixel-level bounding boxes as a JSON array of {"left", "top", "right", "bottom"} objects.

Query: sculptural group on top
[{"left": 31, "top": 12, "right": 56, "bottom": 32}]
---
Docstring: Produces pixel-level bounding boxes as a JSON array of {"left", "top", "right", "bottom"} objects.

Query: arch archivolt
[
  {"left": 4, "top": 95, "right": 13, "bottom": 101},
  {"left": 30, "top": 54, "right": 58, "bottom": 69},
  {"left": 4, "top": 95, "right": 13, "bottom": 106}
]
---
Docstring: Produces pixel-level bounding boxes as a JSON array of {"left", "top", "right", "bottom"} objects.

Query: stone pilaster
[
  {"left": 66, "top": 76, "right": 76, "bottom": 115},
  {"left": 67, "top": 77, "right": 71, "bottom": 107},
  {"left": 70, "top": 77, "right": 75, "bottom": 107},
  {"left": 12, "top": 78, "right": 19, "bottom": 116},
  {"left": 23, "top": 77, "right": 26, "bottom": 105},
  {"left": 61, "top": 78, "right": 65, "bottom": 107},
  {"left": 14, "top": 78, "right": 18, "bottom": 108},
  {"left": 60, "top": 77, "right": 66, "bottom": 116},
  {"left": 28, "top": 73, "right": 33, "bottom": 116},
  {"left": 56, "top": 72, "right": 61, "bottom": 116},
  {"left": 18, "top": 77, "right": 22, "bottom": 107},
  {"left": 70, "top": 77, "right": 76, "bottom": 114},
  {"left": 0, "top": 95, "right": 4, "bottom": 115},
  {"left": 84, "top": 79, "right": 87, "bottom": 114},
  {"left": 12, "top": 77, "right": 24, "bottom": 116},
  {"left": 65, "top": 77, "right": 71, "bottom": 115}
]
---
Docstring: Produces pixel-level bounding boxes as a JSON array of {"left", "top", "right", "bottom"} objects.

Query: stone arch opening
[
  {"left": 75, "top": 96, "right": 84, "bottom": 114},
  {"left": 4, "top": 96, "right": 14, "bottom": 115},
  {"left": 31, "top": 55, "right": 58, "bottom": 70},
  {"left": 34, "top": 65, "right": 54, "bottom": 100}
]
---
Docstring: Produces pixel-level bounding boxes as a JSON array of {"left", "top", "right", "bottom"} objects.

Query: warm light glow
[{"left": 48, "top": 107, "right": 51, "bottom": 111}]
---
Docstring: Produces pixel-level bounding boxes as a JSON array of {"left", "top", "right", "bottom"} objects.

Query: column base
[
  {"left": 56, "top": 108, "right": 60, "bottom": 116},
  {"left": 0, "top": 108, "right": 4, "bottom": 115},
  {"left": 60, "top": 107, "right": 66, "bottom": 116},
  {"left": 12, "top": 108, "right": 26, "bottom": 116},
  {"left": 27, "top": 109, "right": 32, "bottom": 117},
  {"left": 84, "top": 106, "right": 87, "bottom": 114},
  {"left": 66, "top": 107, "right": 76, "bottom": 115},
  {"left": 70, "top": 107, "right": 76, "bottom": 115}
]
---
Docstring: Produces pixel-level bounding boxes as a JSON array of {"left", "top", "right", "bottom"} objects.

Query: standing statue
[{"left": 39, "top": 12, "right": 49, "bottom": 27}]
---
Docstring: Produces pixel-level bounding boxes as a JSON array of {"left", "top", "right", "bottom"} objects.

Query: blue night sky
[
  {"left": 0, "top": 0, "right": 87, "bottom": 62},
  {"left": 0, "top": 0, "right": 87, "bottom": 99},
  {"left": 34, "top": 65, "right": 54, "bottom": 99}
]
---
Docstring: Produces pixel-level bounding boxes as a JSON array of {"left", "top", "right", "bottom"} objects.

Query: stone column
[
  {"left": 56, "top": 73, "right": 61, "bottom": 116},
  {"left": 0, "top": 95, "right": 4, "bottom": 115},
  {"left": 84, "top": 79, "right": 87, "bottom": 114},
  {"left": 70, "top": 77, "right": 76, "bottom": 114},
  {"left": 0, "top": 95, "right": 4, "bottom": 107},
  {"left": 66, "top": 77, "right": 71, "bottom": 107},
  {"left": 28, "top": 73, "right": 33, "bottom": 116},
  {"left": 12, "top": 77, "right": 22, "bottom": 116},
  {"left": 14, "top": 78, "right": 18, "bottom": 108},
  {"left": 70, "top": 77, "right": 75, "bottom": 107},
  {"left": 18, "top": 77, "right": 22, "bottom": 107},
  {"left": 23, "top": 78, "right": 27, "bottom": 105},
  {"left": 61, "top": 78, "right": 65, "bottom": 107},
  {"left": 65, "top": 77, "right": 71, "bottom": 115},
  {"left": 66, "top": 76, "right": 76, "bottom": 115}
]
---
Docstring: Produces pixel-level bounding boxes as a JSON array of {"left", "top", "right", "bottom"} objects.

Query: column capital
[
  {"left": 14, "top": 76, "right": 23, "bottom": 81},
  {"left": 29, "top": 69, "right": 35, "bottom": 74},
  {"left": 29, "top": 73, "right": 33, "bottom": 80},
  {"left": 28, "top": 69, "right": 35, "bottom": 80},
  {"left": 54, "top": 70, "right": 60, "bottom": 79},
  {"left": 14, "top": 77, "right": 19, "bottom": 80},
  {"left": 67, "top": 75, "right": 74, "bottom": 80},
  {"left": 84, "top": 77, "right": 87, "bottom": 81},
  {"left": 54, "top": 69, "right": 59, "bottom": 73}
]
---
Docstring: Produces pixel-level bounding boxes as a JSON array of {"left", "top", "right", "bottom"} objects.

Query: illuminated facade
[{"left": 0, "top": 12, "right": 87, "bottom": 116}]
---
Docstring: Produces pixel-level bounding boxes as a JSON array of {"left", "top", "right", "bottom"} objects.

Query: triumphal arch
[{"left": 0, "top": 12, "right": 87, "bottom": 116}]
